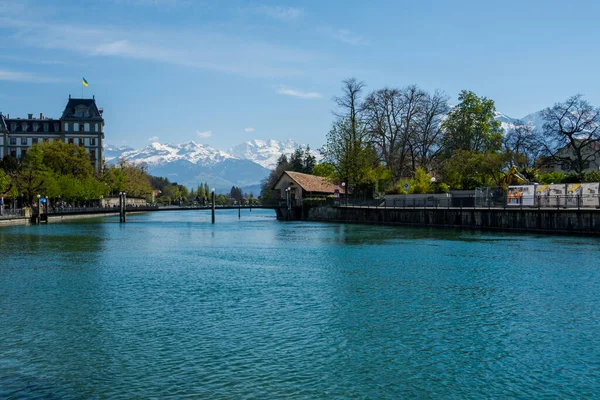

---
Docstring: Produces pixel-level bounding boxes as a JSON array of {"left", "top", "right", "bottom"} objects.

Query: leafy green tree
[
  {"left": 0, "top": 168, "right": 10, "bottom": 194},
  {"left": 13, "top": 145, "right": 53, "bottom": 204},
  {"left": 312, "top": 163, "right": 336, "bottom": 179},
  {"left": 409, "top": 168, "right": 433, "bottom": 194},
  {"left": 442, "top": 90, "right": 503, "bottom": 155},
  {"left": 216, "top": 193, "right": 227, "bottom": 205},
  {"left": 39, "top": 141, "right": 94, "bottom": 178}
]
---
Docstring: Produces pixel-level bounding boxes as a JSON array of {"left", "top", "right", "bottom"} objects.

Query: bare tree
[
  {"left": 503, "top": 122, "right": 544, "bottom": 169},
  {"left": 541, "top": 94, "right": 600, "bottom": 176},
  {"left": 363, "top": 85, "right": 427, "bottom": 180},
  {"left": 412, "top": 90, "right": 449, "bottom": 173}
]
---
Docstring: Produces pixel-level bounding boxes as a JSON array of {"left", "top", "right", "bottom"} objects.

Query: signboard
[
  {"left": 403, "top": 183, "right": 409, "bottom": 191},
  {"left": 535, "top": 184, "right": 566, "bottom": 207},
  {"left": 507, "top": 185, "right": 535, "bottom": 206}
]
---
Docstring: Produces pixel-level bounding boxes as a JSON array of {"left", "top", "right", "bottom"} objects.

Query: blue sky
[{"left": 1, "top": 0, "right": 600, "bottom": 151}]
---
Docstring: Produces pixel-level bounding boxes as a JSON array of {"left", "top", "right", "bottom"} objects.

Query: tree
[
  {"left": 312, "top": 162, "right": 336, "bottom": 179},
  {"left": 289, "top": 148, "right": 305, "bottom": 172},
  {"left": 260, "top": 154, "right": 290, "bottom": 204},
  {"left": 541, "top": 94, "right": 600, "bottom": 178},
  {"left": 230, "top": 186, "right": 243, "bottom": 202},
  {"left": 503, "top": 122, "right": 543, "bottom": 169},
  {"left": 363, "top": 85, "right": 428, "bottom": 180},
  {"left": 0, "top": 168, "right": 9, "bottom": 194},
  {"left": 412, "top": 90, "right": 450, "bottom": 172},
  {"left": 441, "top": 90, "right": 503, "bottom": 155},
  {"left": 324, "top": 78, "right": 385, "bottom": 197},
  {"left": 13, "top": 145, "right": 53, "bottom": 204},
  {"left": 39, "top": 141, "right": 94, "bottom": 179},
  {"left": 303, "top": 146, "right": 316, "bottom": 174}
]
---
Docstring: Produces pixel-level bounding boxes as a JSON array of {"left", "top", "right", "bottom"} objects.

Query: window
[
  {"left": 44, "top": 123, "right": 49, "bottom": 132},
  {"left": 79, "top": 124, "right": 84, "bottom": 132},
  {"left": 84, "top": 123, "right": 89, "bottom": 132},
  {"left": 21, "top": 149, "right": 27, "bottom": 158},
  {"left": 90, "top": 138, "right": 96, "bottom": 146},
  {"left": 79, "top": 138, "right": 84, "bottom": 146},
  {"left": 10, "top": 149, "right": 16, "bottom": 158},
  {"left": 33, "top": 123, "right": 39, "bottom": 132},
  {"left": 54, "top": 123, "right": 59, "bottom": 132},
  {"left": 68, "top": 138, "right": 74, "bottom": 144},
  {"left": 90, "top": 149, "right": 96, "bottom": 160},
  {"left": 10, "top": 137, "right": 16, "bottom": 145},
  {"left": 21, "top": 137, "right": 27, "bottom": 145},
  {"left": 74, "top": 123, "right": 79, "bottom": 131},
  {"left": 32, "top": 138, "right": 38, "bottom": 145},
  {"left": 43, "top": 138, "right": 49, "bottom": 143},
  {"left": 11, "top": 123, "right": 16, "bottom": 131}
]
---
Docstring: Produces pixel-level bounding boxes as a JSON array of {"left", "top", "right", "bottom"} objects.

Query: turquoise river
[{"left": 1, "top": 210, "right": 600, "bottom": 398}]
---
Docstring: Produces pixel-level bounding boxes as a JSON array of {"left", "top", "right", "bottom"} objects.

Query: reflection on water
[{"left": 1, "top": 210, "right": 599, "bottom": 398}]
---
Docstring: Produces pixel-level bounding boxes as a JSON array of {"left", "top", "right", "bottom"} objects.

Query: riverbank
[
  {"left": 0, "top": 212, "right": 121, "bottom": 227},
  {"left": 302, "top": 205, "right": 600, "bottom": 236}
]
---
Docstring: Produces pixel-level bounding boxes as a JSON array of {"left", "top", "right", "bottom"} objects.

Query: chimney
[
  {"left": 28, "top": 113, "right": 33, "bottom": 119},
  {"left": 69, "top": 94, "right": 71, "bottom": 99},
  {"left": 40, "top": 113, "right": 44, "bottom": 120}
]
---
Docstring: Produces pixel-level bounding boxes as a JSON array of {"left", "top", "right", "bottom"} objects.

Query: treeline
[
  {"left": 0, "top": 141, "right": 153, "bottom": 206},
  {"left": 319, "top": 79, "right": 600, "bottom": 196},
  {"left": 260, "top": 147, "right": 317, "bottom": 204}
]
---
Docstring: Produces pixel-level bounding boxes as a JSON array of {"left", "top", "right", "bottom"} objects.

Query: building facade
[{"left": 0, "top": 96, "right": 105, "bottom": 172}]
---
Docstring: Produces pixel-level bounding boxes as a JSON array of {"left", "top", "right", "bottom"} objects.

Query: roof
[
  {"left": 275, "top": 171, "right": 345, "bottom": 194},
  {"left": 61, "top": 98, "right": 103, "bottom": 119},
  {"left": 5, "top": 118, "right": 61, "bottom": 133},
  {"left": 0, "top": 113, "right": 6, "bottom": 132}
]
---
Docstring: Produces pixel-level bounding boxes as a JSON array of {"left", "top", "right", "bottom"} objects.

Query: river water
[{"left": 1, "top": 210, "right": 599, "bottom": 398}]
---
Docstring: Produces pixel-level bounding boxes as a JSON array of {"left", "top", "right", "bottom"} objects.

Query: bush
[{"left": 437, "top": 183, "right": 449, "bottom": 193}]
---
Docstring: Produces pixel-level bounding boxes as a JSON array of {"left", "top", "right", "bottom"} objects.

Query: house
[
  {"left": 544, "top": 140, "right": 600, "bottom": 174},
  {"left": 0, "top": 95, "right": 105, "bottom": 173},
  {"left": 272, "top": 171, "right": 345, "bottom": 205}
]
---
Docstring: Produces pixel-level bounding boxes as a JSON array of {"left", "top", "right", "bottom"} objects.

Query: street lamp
[
  {"left": 341, "top": 182, "right": 346, "bottom": 206},
  {"left": 37, "top": 194, "right": 41, "bottom": 223},
  {"left": 45, "top": 195, "right": 49, "bottom": 215}
]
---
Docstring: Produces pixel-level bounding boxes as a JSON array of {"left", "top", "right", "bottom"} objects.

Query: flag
[{"left": 82, "top": 77, "right": 89, "bottom": 87}]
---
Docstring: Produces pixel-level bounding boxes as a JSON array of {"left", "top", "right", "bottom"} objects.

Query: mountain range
[
  {"left": 104, "top": 109, "right": 546, "bottom": 193},
  {"left": 104, "top": 139, "right": 313, "bottom": 194}
]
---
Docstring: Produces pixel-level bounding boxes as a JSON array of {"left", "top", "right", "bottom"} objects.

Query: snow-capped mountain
[
  {"left": 229, "top": 138, "right": 315, "bottom": 169},
  {"left": 105, "top": 141, "right": 233, "bottom": 166},
  {"left": 104, "top": 141, "right": 270, "bottom": 193}
]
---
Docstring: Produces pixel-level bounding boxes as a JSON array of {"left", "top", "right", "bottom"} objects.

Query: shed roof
[{"left": 275, "top": 171, "right": 344, "bottom": 194}]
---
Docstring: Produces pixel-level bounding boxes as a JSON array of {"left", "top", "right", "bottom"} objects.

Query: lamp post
[
  {"left": 211, "top": 188, "right": 215, "bottom": 224},
  {"left": 45, "top": 196, "right": 49, "bottom": 217},
  {"left": 341, "top": 182, "right": 346, "bottom": 206}
]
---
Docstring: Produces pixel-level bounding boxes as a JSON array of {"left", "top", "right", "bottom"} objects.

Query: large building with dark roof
[{"left": 0, "top": 95, "right": 105, "bottom": 172}]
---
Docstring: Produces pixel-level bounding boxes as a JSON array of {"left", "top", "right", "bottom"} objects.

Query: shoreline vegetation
[{"left": 2, "top": 80, "right": 600, "bottom": 212}]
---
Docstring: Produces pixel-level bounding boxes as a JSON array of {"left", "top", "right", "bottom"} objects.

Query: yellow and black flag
[{"left": 82, "top": 77, "right": 89, "bottom": 87}]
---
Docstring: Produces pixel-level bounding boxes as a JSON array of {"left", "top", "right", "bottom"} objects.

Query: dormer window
[
  {"left": 75, "top": 105, "right": 89, "bottom": 118},
  {"left": 44, "top": 123, "right": 49, "bottom": 132},
  {"left": 11, "top": 123, "right": 16, "bottom": 131}
]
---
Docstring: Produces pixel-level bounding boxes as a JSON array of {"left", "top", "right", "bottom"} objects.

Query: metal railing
[{"left": 333, "top": 195, "right": 600, "bottom": 210}]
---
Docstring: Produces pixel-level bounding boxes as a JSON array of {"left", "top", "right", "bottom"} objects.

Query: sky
[{"left": 1, "top": 0, "right": 600, "bottom": 152}]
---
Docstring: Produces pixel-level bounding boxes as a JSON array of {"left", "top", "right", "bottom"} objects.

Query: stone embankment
[{"left": 305, "top": 206, "right": 600, "bottom": 236}]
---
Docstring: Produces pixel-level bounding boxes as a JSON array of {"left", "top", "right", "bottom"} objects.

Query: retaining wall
[{"left": 305, "top": 206, "right": 600, "bottom": 236}]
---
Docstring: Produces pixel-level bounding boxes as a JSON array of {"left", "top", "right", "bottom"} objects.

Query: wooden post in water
[
  {"left": 119, "top": 192, "right": 127, "bottom": 223},
  {"left": 238, "top": 202, "right": 241, "bottom": 219},
  {"left": 211, "top": 189, "right": 215, "bottom": 224}
]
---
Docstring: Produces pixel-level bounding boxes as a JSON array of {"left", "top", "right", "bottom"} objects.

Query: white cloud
[
  {"left": 276, "top": 86, "right": 322, "bottom": 99},
  {"left": 244, "top": 127, "right": 255, "bottom": 132},
  {"left": 256, "top": 5, "right": 304, "bottom": 21},
  {"left": 148, "top": 136, "right": 159, "bottom": 142},
  {"left": 0, "top": 12, "right": 316, "bottom": 79},
  {"left": 196, "top": 130, "right": 212, "bottom": 138},
  {"left": 332, "top": 29, "right": 369, "bottom": 46},
  {"left": 0, "top": 69, "right": 62, "bottom": 83}
]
